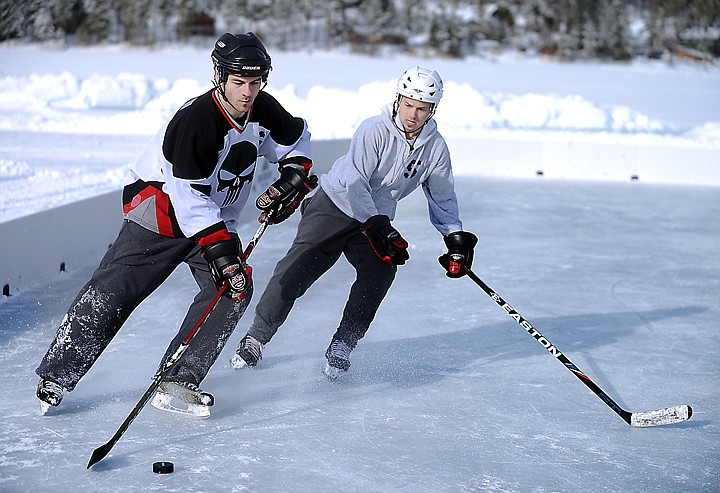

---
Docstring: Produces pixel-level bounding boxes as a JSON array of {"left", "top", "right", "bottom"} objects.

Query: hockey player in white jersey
[{"left": 35, "top": 32, "right": 316, "bottom": 417}]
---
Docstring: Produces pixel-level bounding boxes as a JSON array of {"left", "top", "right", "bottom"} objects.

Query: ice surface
[{"left": 1, "top": 177, "right": 717, "bottom": 492}]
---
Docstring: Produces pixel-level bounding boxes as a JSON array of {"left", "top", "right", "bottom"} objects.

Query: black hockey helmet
[{"left": 212, "top": 32, "right": 272, "bottom": 81}]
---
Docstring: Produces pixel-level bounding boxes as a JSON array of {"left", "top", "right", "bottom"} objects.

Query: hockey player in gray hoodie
[{"left": 231, "top": 66, "right": 478, "bottom": 378}]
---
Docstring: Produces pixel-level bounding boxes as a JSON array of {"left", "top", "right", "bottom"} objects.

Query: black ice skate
[
  {"left": 150, "top": 381, "right": 214, "bottom": 418},
  {"left": 324, "top": 340, "right": 352, "bottom": 379},
  {"left": 230, "top": 334, "right": 264, "bottom": 369},
  {"left": 37, "top": 378, "right": 64, "bottom": 415}
]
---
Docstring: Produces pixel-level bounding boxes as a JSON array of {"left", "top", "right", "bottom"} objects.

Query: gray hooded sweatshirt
[{"left": 320, "top": 103, "right": 463, "bottom": 237}]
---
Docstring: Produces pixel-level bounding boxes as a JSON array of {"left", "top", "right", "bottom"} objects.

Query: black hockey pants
[{"left": 36, "top": 220, "right": 251, "bottom": 391}]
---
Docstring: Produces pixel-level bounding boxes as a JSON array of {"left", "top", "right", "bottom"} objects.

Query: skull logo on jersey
[{"left": 218, "top": 141, "right": 257, "bottom": 207}]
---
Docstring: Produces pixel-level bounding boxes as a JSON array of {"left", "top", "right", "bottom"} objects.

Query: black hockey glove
[
  {"left": 256, "top": 166, "right": 318, "bottom": 224},
  {"left": 438, "top": 231, "right": 478, "bottom": 278},
  {"left": 201, "top": 239, "right": 252, "bottom": 301},
  {"left": 361, "top": 215, "right": 410, "bottom": 266}
]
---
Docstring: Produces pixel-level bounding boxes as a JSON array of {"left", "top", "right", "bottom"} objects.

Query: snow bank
[
  {"left": 1, "top": 46, "right": 718, "bottom": 227},
  {"left": 2, "top": 71, "right": 715, "bottom": 143}
]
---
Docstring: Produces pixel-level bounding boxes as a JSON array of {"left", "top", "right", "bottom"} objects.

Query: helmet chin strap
[
  {"left": 212, "top": 71, "right": 267, "bottom": 130},
  {"left": 391, "top": 96, "right": 435, "bottom": 139}
]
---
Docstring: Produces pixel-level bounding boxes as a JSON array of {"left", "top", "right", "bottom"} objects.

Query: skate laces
[
  {"left": 161, "top": 381, "right": 202, "bottom": 394},
  {"left": 325, "top": 340, "right": 352, "bottom": 372},
  {"left": 37, "top": 379, "right": 64, "bottom": 405},
  {"left": 160, "top": 381, "right": 213, "bottom": 406},
  {"left": 239, "top": 334, "right": 263, "bottom": 363},
  {"left": 180, "top": 381, "right": 200, "bottom": 392},
  {"left": 327, "top": 340, "right": 351, "bottom": 361}
]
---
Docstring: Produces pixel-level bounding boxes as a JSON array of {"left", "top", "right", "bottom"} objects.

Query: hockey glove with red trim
[
  {"left": 256, "top": 166, "right": 318, "bottom": 224},
  {"left": 201, "top": 239, "right": 252, "bottom": 301},
  {"left": 438, "top": 231, "right": 478, "bottom": 278},
  {"left": 361, "top": 215, "right": 409, "bottom": 266}
]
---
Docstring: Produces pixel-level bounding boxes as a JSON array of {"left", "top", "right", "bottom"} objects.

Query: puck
[{"left": 152, "top": 461, "right": 174, "bottom": 474}]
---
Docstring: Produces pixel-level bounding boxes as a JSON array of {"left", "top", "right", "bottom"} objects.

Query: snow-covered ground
[
  {"left": 1, "top": 43, "right": 719, "bottom": 222},
  {"left": 0, "top": 43, "right": 718, "bottom": 492}
]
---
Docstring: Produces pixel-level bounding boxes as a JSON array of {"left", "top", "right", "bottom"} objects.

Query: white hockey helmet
[{"left": 396, "top": 66, "right": 443, "bottom": 105}]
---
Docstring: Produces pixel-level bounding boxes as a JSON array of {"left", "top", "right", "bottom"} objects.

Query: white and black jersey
[{"left": 123, "top": 89, "right": 312, "bottom": 246}]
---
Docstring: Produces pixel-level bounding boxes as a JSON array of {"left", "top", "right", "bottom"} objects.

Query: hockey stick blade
[
  {"left": 88, "top": 443, "right": 112, "bottom": 469},
  {"left": 464, "top": 268, "right": 693, "bottom": 427},
  {"left": 87, "top": 376, "right": 161, "bottom": 468},
  {"left": 630, "top": 405, "right": 693, "bottom": 427}
]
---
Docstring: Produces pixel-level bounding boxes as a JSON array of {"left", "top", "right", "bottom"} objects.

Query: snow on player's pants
[
  {"left": 248, "top": 188, "right": 395, "bottom": 348},
  {"left": 35, "top": 220, "right": 251, "bottom": 391}
]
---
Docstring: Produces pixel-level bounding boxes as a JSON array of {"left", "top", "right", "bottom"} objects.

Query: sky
[{"left": 0, "top": 42, "right": 718, "bottom": 492}]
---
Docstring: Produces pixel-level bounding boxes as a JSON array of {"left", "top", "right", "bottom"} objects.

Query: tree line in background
[{"left": 1, "top": 0, "right": 718, "bottom": 61}]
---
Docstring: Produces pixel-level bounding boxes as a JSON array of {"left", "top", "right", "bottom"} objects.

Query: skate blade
[
  {"left": 323, "top": 363, "right": 346, "bottom": 380},
  {"left": 39, "top": 401, "right": 51, "bottom": 416},
  {"left": 151, "top": 392, "right": 211, "bottom": 419},
  {"left": 230, "top": 353, "right": 249, "bottom": 369}
]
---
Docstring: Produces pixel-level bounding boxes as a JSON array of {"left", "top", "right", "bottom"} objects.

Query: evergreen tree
[
  {"left": 483, "top": 1, "right": 515, "bottom": 44},
  {"left": 0, "top": 0, "right": 27, "bottom": 40},
  {"left": 75, "top": 0, "right": 113, "bottom": 44},
  {"left": 217, "top": 0, "right": 248, "bottom": 34},
  {"left": 596, "top": 0, "right": 631, "bottom": 59},
  {"left": 361, "top": 0, "right": 399, "bottom": 47},
  {"left": 54, "top": 0, "right": 86, "bottom": 37},
  {"left": 644, "top": 0, "right": 684, "bottom": 53},
  {"left": 679, "top": 0, "right": 720, "bottom": 55},
  {"left": 522, "top": 0, "right": 559, "bottom": 54},
  {"left": 0, "top": 0, "right": 716, "bottom": 60},
  {"left": 114, "top": 0, "right": 153, "bottom": 43},
  {"left": 428, "top": 0, "right": 470, "bottom": 58}
]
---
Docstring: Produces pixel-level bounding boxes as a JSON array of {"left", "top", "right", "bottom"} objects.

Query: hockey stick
[
  {"left": 464, "top": 268, "right": 692, "bottom": 427},
  {"left": 87, "top": 219, "right": 271, "bottom": 468}
]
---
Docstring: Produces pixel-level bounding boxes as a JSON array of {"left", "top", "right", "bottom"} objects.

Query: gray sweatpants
[
  {"left": 36, "top": 220, "right": 251, "bottom": 391},
  {"left": 248, "top": 188, "right": 396, "bottom": 348}
]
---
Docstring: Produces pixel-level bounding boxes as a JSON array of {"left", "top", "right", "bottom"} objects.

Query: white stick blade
[{"left": 630, "top": 405, "right": 692, "bottom": 427}]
